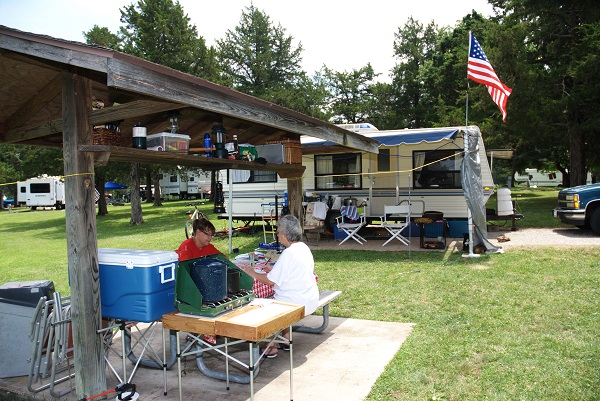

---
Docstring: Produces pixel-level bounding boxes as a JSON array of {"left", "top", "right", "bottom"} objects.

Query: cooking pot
[
  {"left": 189, "top": 258, "right": 227, "bottom": 302},
  {"left": 343, "top": 197, "right": 358, "bottom": 207},
  {"left": 227, "top": 268, "right": 241, "bottom": 294}
]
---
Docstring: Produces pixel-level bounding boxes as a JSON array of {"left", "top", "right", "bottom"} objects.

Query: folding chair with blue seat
[{"left": 336, "top": 205, "right": 367, "bottom": 245}]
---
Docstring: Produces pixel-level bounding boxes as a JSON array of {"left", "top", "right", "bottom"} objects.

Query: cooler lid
[{"left": 98, "top": 248, "right": 178, "bottom": 267}]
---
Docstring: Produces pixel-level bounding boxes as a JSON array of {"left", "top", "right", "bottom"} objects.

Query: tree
[
  {"left": 488, "top": 0, "right": 600, "bottom": 185},
  {"left": 129, "top": 163, "right": 143, "bottom": 225},
  {"left": 390, "top": 18, "right": 442, "bottom": 128},
  {"left": 216, "top": 4, "right": 304, "bottom": 104},
  {"left": 83, "top": 25, "right": 121, "bottom": 49},
  {"left": 322, "top": 64, "right": 379, "bottom": 124},
  {"left": 118, "top": 0, "right": 218, "bottom": 79}
]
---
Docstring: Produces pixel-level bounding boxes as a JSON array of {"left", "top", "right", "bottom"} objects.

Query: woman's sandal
[{"left": 261, "top": 346, "right": 279, "bottom": 359}]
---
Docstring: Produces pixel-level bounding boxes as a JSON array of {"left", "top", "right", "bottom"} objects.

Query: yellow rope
[{"left": 0, "top": 172, "right": 95, "bottom": 187}]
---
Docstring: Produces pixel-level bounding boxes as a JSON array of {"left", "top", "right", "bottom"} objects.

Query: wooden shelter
[{"left": 0, "top": 25, "right": 378, "bottom": 399}]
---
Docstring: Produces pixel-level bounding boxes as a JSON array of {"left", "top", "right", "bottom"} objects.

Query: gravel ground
[
  {"left": 310, "top": 226, "right": 600, "bottom": 251},
  {"left": 486, "top": 227, "right": 600, "bottom": 250}
]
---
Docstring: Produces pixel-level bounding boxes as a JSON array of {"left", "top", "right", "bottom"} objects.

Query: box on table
[
  {"left": 99, "top": 248, "right": 178, "bottom": 322},
  {"left": 146, "top": 132, "right": 190, "bottom": 154}
]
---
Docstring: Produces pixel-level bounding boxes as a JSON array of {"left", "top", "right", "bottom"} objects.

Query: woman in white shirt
[{"left": 241, "top": 214, "right": 319, "bottom": 358}]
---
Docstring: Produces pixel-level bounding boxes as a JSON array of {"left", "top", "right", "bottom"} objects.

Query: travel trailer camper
[
  {"left": 158, "top": 171, "right": 211, "bottom": 199},
  {"left": 514, "top": 168, "right": 593, "bottom": 187},
  {"left": 16, "top": 176, "right": 65, "bottom": 209},
  {"left": 220, "top": 125, "right": 495, "bottom": 229}
]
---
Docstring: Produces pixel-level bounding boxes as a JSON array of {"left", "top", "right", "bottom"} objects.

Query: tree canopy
[{"left": 4, "top": 0, "right": 598, "bottom": 195}]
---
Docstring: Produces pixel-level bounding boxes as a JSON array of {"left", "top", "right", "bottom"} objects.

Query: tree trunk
[
  {"left": 569, "top": 127, "right": 586, "bottom": 186},
  {"left": 62, "top": 71, "right": 106, "bottom": 399},
  {"left": 145, "top": 167, "right": 153, "bottom": 203},
  {"left": 129, "top": 163, "right": 144, "bottom": 225},
  {"left": 153, "top": 170, "right": 163, "bottom": 206},
  {"left": 96, "top": 174, "right": 108, "bottom": 216}
]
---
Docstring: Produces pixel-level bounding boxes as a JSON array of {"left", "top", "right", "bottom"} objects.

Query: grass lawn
[{"left": 0, "top": 187, "right": 598, "bottom": 400}]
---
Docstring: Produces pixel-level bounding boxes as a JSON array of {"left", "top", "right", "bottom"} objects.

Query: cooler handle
[{"left": 159, "top": 263, "right": 176, "bottom": 284}]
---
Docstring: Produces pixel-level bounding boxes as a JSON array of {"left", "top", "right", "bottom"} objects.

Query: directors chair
[
  {"left": 380, "top": 200, "right": 425, "bottom": 247},
  {"left": 336, "top": 205, "right": 367, "bottom": 245}
]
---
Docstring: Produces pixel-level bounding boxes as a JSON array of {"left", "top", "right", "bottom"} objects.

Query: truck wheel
[{"left": 590, "top": 208, "right": 600, "bottom": 236}]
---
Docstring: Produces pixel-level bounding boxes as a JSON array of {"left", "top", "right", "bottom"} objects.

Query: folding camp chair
[
  {"left": 303, "top": 201, "right": 327, "bottom": 245},
  {"left": 380, "top": 205, "right": 411, "bottom": 246},
  {"left": 336, "top": 205, "right": 366, "bottom": 245},
  {"left": 380, "top": 200, "right": 425, "bottom": 247}
]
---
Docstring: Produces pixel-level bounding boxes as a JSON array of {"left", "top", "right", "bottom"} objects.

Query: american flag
[{"left": 467, "top": 32, "right": 512, "bottom": 122}]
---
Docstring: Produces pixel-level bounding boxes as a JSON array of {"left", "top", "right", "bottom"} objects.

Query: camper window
[
  {"left": 378, "top": 149, "right": 391, "bottom": 171},
  {"left": 413, "top": 150, "right": 461, "bottom": 189},
  {"left": 230, "top": 170, "right": 276, "bottom": 184},
  {"left": 314, "top": 153, "right": 362, "bottom": 190},
  {"left": 30, "top": 183, "right": 51, "bottom": 193}
]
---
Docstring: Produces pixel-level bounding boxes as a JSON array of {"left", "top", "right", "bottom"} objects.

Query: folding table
[{"left": 162, "top": 301, "right": 305, "bottom": 401}]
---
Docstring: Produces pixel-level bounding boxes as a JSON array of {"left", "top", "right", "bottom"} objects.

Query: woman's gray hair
[{"left": 277, "top": 214, "right": 302, "bottom": 242}]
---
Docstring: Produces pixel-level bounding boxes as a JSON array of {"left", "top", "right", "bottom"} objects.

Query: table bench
[{"left": 293, "top": 290, "right": 342, "bottom": 334}]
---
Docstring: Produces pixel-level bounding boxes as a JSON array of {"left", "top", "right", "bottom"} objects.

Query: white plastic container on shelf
[
  {"left": 146, "top": 132, "right": 190, "bottom": 154},
  {"left": 497, "top": 188, "right": 514, "bottom": 216}
]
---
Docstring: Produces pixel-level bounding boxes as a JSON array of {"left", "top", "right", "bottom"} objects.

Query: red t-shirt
[{"left": 175, "top": 238, "right": 222, "bottom": 261}]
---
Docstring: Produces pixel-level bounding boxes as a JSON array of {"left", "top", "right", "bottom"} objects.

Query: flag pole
[{"left": 463, "top": 31, "right": 479, "bottom": 258}]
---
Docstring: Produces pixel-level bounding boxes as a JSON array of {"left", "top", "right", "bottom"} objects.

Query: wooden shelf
[{"left": 79, "top": 145, "right": 305, "bottom": 178}]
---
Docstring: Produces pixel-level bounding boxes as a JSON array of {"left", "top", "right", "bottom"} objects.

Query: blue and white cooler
[{"left": 98, "top": 248, "right": 178, "bottom": 322}]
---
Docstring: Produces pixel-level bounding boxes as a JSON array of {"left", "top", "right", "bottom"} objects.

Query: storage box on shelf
[
  {"left": 146, "top": 132, "right": 190, "bottom": 154},
  {"left": 98, "top": 248, "right": 178, "bottom": 322}
]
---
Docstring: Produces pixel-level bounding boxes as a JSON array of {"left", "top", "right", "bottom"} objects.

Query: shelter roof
[{"left": 0, "top": 26, "right": 378, "bottom": 176}]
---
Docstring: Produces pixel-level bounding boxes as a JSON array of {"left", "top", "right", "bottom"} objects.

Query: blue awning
[
  {"left": 374, "top": 128, "right": 459, "bottom": 146},
  {"left": 302, "top": 128, "right": 460, "bottom": 149}
]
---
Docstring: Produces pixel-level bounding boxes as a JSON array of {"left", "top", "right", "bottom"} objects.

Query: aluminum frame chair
[
  {"left": 336, "top": 206, "right": 367, "bottom": 245},
  {"left": 380, "top": 200, "right": 425, "bottom": 247},
  {"left": 380, "top": 204, "right": 411, "bottom": 246}
]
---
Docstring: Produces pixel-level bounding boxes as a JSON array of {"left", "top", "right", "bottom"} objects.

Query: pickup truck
[{"left": 553, "top": 183, "right": 600, "bottom": 235}]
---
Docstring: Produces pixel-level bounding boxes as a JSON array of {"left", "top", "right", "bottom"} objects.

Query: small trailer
[
  {"left": 159, "top": 171, "right": 211, "bottom": 199},
  {"left": 16, "top": 176, "right": 65, "bottom": 209}
]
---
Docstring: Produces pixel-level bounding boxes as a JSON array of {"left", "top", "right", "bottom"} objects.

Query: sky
[{"left": 0, "top": 0, "right": 494, "bottom": 82}]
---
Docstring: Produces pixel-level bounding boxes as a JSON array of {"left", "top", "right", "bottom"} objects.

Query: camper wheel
[{"left": 325, "top": 210, "right": 342, "bottom": 233}]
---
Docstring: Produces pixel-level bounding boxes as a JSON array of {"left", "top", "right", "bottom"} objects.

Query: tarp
[
  {"left": 301, "top": 128, "right": 459, "bottom": 148},
  {"left": 461, "top": 126, "right": 502, "bottom": 254},
  {"left": 104, "top": 181, "right": 127, "bottom": 190}
]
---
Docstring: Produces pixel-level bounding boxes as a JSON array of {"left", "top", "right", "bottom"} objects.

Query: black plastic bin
[{"left": 0, "top": 280, "right": 54, "bottom": 378}]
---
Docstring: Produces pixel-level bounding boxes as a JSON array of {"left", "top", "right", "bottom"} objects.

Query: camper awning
[{"left": 302, "top": 128, "right": 459, "bottom": 152}]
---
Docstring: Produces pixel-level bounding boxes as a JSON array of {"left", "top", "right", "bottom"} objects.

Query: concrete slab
[{"left": 0, "top": 316, "right": 413, "bottom": 401}]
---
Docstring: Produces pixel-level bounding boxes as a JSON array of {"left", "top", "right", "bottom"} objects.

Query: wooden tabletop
[{"left": 162, "top": 301, "right": 305, "bottom": 342}]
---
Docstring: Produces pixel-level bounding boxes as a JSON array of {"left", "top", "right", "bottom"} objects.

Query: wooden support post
[
  {"left": 287, "top": 176, "right": 303, "bottom": 223},
  {"left": 62, "top": 71, "right": 106, "bottom": 398}
]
